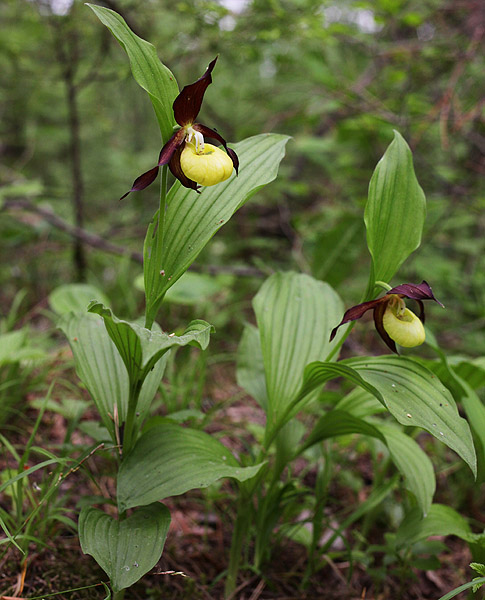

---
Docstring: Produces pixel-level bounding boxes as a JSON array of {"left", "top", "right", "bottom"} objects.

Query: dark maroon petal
[
  {"left": 158, "top": 129, "right": 186, "bottom": 166},
  {"left": 329, "top": 297, "right": 386, "bottom": 341},
  {"left": 373, "top": 302, "right": 398, "bottom": 354},
  {"left": 389, "top": 281, "right": 444, "bottom": 307},
  {"left": 193, "top": 123, "right": 239, "bottom": 174},
  {"left": 173, "top": 57, "right": 218, "bottom": 126},
  {"left": 416, "top": 299, "right": 425, "bottom": 323},
  {"left": 169, "top": 145, "right": 200, "bottom": 192},
  {"left": 120, "top": 165, "right": 159, "bottom": 200}
]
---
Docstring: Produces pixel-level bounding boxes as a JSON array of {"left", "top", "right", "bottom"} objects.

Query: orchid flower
[
  {"left": 330, "top": 281, "right": 444, "bottom": 353},
  {"left": 121, "top": 57, "right": 238, "bottom": 198}
]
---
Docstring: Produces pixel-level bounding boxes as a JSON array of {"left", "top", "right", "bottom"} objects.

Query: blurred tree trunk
[{"left": 52, "top": 13, "right": 87, "bottom": 281}]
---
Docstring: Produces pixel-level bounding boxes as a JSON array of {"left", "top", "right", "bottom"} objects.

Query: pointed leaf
[
  {"left": 365, "top": 131, "right": 426, "bottom": 291},
  {"left": 253, "top": 272, "right": 344, "bottom": 434},
  {"left": 58, "top": 313, "right": 166, "bottom": 440},
  {"left": 79, "top": 503, "right": 170, "bottom": 592},
  {"left": 87, "top": 4, "right": 178, "bottom": 143},
  {"left": 346, "top": 355, "right": 477, "bottom": 476},
  {"left": 118, "top": 424, "right": 265, "bottom": 511},
  {"left": 299, "top": 356, "right": 476, "bottom": 476},
  {"left": 88, "top": 302, "right": 213, "bottom": 387},
  {"left": 144, "top": 134, "right": 290, "bottom": 323}
]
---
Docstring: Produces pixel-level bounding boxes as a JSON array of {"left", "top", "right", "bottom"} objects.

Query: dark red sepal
[
  {"left": 169, "top": 145, "right": 200, "bottom": 192},
  {"left": 158, "top": 129, "right": 186, "bottom": 166},
  {"left": 329, "top": 297, "right": 385, "bottom": 341},
  {"left": 373, "top": 301, "right": 397, "bottom": 354},
  {"left": 193, "top": 123, "right": 239, "bottom": 174},
  {"left": 173, "top": 57, "right": 218, "bottom": 126},
  {"left": 389, "top": 281, "right": 444, "bottom": 307},
  {"left": 120, "top": 165, "right": 159, "bottom": 200}
]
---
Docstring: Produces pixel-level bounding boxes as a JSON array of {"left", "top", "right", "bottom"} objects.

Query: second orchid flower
[{"left": 330, "top": 281, "right": 444, "bottom": 353}]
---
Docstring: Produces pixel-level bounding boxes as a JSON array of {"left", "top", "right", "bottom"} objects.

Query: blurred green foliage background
[{"left": 1, "top": 0, "right": 484, "bottom": 355}]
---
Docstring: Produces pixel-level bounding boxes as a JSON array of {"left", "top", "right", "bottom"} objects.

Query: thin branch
[
  {"left": 2, "top": 198, "right": 266, "bottom": 278},
  {"left": 3, "top": 198, "right": 143, "bottom": 263}
]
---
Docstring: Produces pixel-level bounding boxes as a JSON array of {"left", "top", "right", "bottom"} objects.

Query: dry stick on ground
[{"left": 2, "top": 198, "right": 265, "bottom": 278}]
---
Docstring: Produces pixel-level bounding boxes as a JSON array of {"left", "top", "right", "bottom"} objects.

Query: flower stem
[
  {"left": 144, "top": 166, "right": 168, "bottom": 330},
  {"left": 375, "top": 280, "right": 392, "bottom": 292},
  {"left": 121, "top": 380, "right": 142, "bottom": 458},
  {"left": 225, "top": 495, "right": 251, "bottom": 598}
]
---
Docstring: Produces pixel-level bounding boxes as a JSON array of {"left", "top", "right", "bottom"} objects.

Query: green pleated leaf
[
  {"left": 299, "top": 356, "right": 476, "bottom": 476},
  {"left": 58, "top": 313, "right": 166, "bottom": 441},
  {"left": 118, "top": 423, "right": 265, "bottom": 511},
  {"left": 253, "top": 272, "right": 344, "bottom": 437},
  {"left": 346, "top": 355, "right": 476, "bottom": 476},
  {"left": 144, "top": 134, "right": 290, "bottom": 324},
  {"left": 87, "top": 4, "right": 178, "bottom": 144},
  {"left": 364, "top": 131, "right": 426, "bottom": 294},
  {"left": 301, "top": 411, "right": 434, "bottom": 515},
  {"left": 396, "top": 504, "right": 473, "bottom": 548},
  {"left": 79, "top": 503, "right": 170, "bottom": 592},
  {"left": 88, "top": 302, "right": 213, "bottom": 388},
  {"left": 236, "top": 323, "right": 268, "bottom": 410},
  {"left": 49, "top": 283, "right": 110, "bottom": 315}
]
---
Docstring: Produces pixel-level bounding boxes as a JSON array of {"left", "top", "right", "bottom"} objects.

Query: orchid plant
[
  {"left": 55, "top": 6, "right": 483, "bottom": 600},
  {"left": 228, "top": 131, "right": 482, "bottom": 595},
  {"left": 58, "top": 5, "right": 289, "bottom": 597}
]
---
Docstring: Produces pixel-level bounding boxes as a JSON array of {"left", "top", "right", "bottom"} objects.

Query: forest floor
[{"left": 0, "top": 361, "right": 475, "bottom": 600}]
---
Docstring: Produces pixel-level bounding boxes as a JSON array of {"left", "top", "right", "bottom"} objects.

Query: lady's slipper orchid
[
  {"left": 330, "top": 281, "right": 444, "bottom": 353},
  {"left": 121, "top": 57, "right": 238, "bottom": 198}
]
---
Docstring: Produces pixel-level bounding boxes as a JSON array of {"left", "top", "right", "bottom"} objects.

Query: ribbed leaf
[
  {"left": 79, "top": 503, "right": 170, "bottom": 592},
  {"left": 58, "top": 313, "right": 166, "bottom": 440},
  {"left": 253, "top": 272, "right": 343, "bottom": 436},
  {"left": 364, "top": 131, "right": 426, "bottom": 293},
  {"left": 299, "top": 356, "right": 476, "bottom": 476},
  {"left": 87, "top": 4, "right": 178, "bottom": 144},
  {"left": 346, "top": 355, "right": 476, "bottom": 476},
  {"left": 118, "top": 424, "right": 265, "bottom": 511},
  {"left": 236, "top": 323, "right": 268, "bottom": 410},
  {"left": 88, "top": 302, "right": 213, "bottom": 388},
  {"left": 144, "top": 134, "right": 290, "bottom": 324}
]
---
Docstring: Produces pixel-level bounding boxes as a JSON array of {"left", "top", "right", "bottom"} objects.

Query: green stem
[
  {"left": 121, "top": 381, "right": 142, "bottom": 458},
  {"left": 225, "top": 495, "right": 251, "bottom": 598},
  {"left": 144, "top": 166, "right": 168, "bottom": 330},
  {"left": 375, "top": 280, "right": 392, "bottom": 292},
  {"left": 112, "top": 590, "right": 125, "bottom": 600}
]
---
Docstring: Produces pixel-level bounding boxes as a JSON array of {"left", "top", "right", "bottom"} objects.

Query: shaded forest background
[
  {"left": 0, "top": 1, "right": 484, "bottom": 598},
  {"left": 1, "top": 0, "right": 484, "bottom": 355}
]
